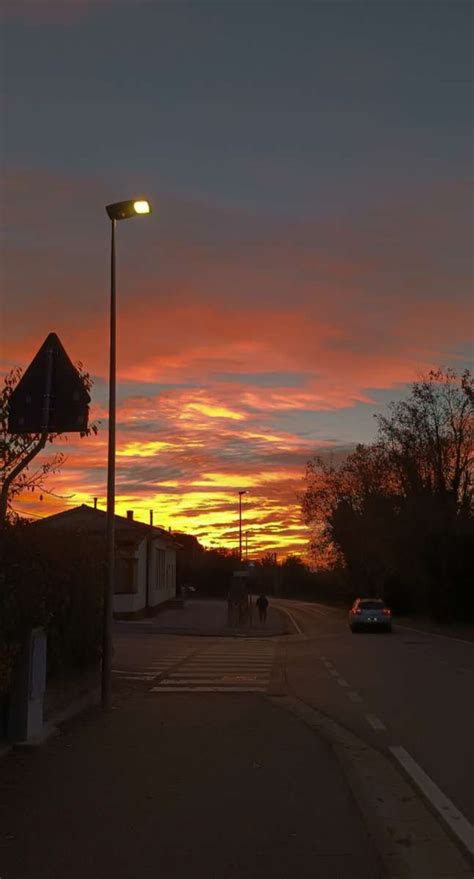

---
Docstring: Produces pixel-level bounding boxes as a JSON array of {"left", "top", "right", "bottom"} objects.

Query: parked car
[{"left": 349, "top": 598, "right": 392, "bottom": 632}]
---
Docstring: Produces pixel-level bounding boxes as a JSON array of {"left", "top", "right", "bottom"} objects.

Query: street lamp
[
  {"left": 238, "top": 490, "right": 248, "bottom": 563},
  {"left": 102, "top": 198, "right": 152, "bottom": 710}
]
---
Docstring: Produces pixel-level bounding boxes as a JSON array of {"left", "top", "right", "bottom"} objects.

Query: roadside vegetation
[
  {"left": 302, "top": 368, "right": 473, "bottom": 622},
  {"left": 0, "top": 364, "right": 101, "bottom": 712},
  {"left": 0, "top": 525, "right": 103, "bottom": 707}
]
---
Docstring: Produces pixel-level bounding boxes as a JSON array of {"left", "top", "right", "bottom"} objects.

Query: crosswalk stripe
[
  {"left": 119, "top": 643, "right": 276, "bottom": 695},
  {"left": 150, "top": 686, "right": 266, "bottom": 693},
  {"left": 197, "top": 660, "right": 273, "bottom": 665},
  {"left": 164, "top": 674, "right": 266, "bottom": 681}
]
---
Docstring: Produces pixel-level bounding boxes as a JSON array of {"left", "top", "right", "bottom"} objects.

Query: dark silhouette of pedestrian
[{"left": 256, "top": 593, "right": 269, "bottom": 625}]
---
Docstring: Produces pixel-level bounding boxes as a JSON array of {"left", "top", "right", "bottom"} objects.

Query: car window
[{"left": 359, "top": 600, "right": 385, "bottom": 609}]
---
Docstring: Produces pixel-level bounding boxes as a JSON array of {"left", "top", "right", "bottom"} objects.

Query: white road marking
[
  {"left": 112, "top": 670, "right": 157, "bottom": 678},
  {"left": 365, "top": 714, "right": 386, "bottom": 731},
  {"left": 205, "top": 654, "right": 274, "bottom": 660},
  {"left": 328, "top": 668, "right": 339, "bottom": 676},
  {"left": 275, "top": 605, "right": 304, "bottom": 634},
  {"left": 162, "top": 672, "right": 267, "bottom": 684},
  {"left": 120, "top": 675, "right": 158, "bottom": 681},
  {"left": 396, "top": 623, "right": 474, "bottom": 646},
  {"left": 348, "top": 691, "right": 363, "bottom": 703},
  {"left": 193, "top": 660, "right": 273, "bottom": 666},
  {"left": 389, "top": 745, "right": 474, "bottom": 856},
  {"left": 151, "top": 642, "right": 276, "bottom": 694},
  {"left": 336, "top": 677, "right": 349, "bottom": 687},
  {"left": 180, "top": 667, "right": 272, "bottom": 673},
  {"left": 300, "top": 604, "right": 328, "bottom": 617},
  {"left": 150, "top": 686, "right": 266, "bottom": 693}
]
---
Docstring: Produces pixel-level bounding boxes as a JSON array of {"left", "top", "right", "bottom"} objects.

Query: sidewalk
[
  {"left": 116, "top": 599, "right": 291, "bottom": 637},
  {"left": 0, "top": 687, "right": 385, "bottom": 878}
]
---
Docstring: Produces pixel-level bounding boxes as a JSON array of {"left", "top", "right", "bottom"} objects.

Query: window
[{"left": 115, "top": 556, "right": 138, "bottom": 594}]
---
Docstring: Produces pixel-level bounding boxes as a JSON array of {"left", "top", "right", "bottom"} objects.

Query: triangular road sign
[{"left": 8, "top": 333, "right": 90, "bottom": 434}]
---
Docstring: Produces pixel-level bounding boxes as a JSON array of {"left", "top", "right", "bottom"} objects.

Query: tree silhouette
[{"left": 0, "top": 364, "right": 99, "bottom": 523}]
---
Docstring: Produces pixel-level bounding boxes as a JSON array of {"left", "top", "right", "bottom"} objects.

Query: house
[{"left": 35, "top": 504, "right": 180, "bottom": 619}]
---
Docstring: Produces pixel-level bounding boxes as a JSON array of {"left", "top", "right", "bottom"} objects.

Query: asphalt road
[{"left": 272, "top": 598, "right": 474, "bottom": 831}]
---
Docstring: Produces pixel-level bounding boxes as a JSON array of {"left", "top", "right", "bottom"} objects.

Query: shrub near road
[{"left": 0, "top": 523, "right": 103, "bottom": 701}]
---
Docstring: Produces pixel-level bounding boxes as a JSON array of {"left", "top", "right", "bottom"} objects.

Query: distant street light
[
  {"left": 102, "top": 198, "right": 152, "bottom": 710},
  {"left": 238, "top": 490, "right": 248, "bottom": 563}
]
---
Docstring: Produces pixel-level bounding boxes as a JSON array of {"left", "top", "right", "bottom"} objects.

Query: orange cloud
[{"left": 5, "top": 168, "right": 472, "bottom": 556}]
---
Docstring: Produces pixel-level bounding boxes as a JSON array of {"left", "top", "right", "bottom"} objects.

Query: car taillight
[
  {"left": 353, "top": 609, "right": 361, "bottom": 614},
  {"left": 383, "top": 608, "right": 391, "bottom": 616}
]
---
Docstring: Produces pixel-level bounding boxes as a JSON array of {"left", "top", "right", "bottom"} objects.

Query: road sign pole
[
  {"left": 40, "top": 346, "right": 54, "bottom": 432},
  {"left": 102, "top": 218, "right": 116, "bottom": 710}
]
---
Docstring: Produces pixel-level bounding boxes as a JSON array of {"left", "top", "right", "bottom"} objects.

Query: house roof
[{"left": 34, "top": 504, "right": 181, "bottom": 548}]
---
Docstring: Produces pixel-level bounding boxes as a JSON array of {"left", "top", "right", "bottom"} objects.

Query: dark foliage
[
  {"left": 0, "top": 523, "right": 103, "bottom": 695},
  {"left": 302, "top": 369, "right": 474, "bottom": 621}
]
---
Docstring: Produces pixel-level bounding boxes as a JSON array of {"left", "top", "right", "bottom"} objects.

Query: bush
[{"left": 0, "top": 523, "right": 103, "bottom": 695}]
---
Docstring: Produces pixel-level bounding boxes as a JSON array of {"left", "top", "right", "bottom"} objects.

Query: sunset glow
[{"left": 3, "top": 3, "right": 472, "bottom": 559}]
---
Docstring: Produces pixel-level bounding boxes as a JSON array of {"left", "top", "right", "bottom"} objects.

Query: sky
[{"left": 1, "top": 0, "right": 473, "bottom": 558}]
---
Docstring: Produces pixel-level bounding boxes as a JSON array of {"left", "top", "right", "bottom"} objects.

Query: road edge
[{"left": 270, "top": 694, "right": 473, "bottom": 879}]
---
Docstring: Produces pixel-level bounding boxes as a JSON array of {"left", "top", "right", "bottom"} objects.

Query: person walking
[{"left": 256, "top": 593, "right": 269, "bottom": 626}]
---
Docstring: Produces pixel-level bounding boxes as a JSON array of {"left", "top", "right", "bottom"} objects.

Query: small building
[{"left": 35, "top": 504, "right": 180, "bottom": 619}]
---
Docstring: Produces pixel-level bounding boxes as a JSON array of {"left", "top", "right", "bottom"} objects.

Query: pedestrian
[{"left": 256, "top": 593, "right": 269, "bottom": 626}]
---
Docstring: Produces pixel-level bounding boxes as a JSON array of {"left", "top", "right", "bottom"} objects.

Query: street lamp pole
[
  {"left": 102, "top": 216, "right": 117, "bottom": 710},
  {"left": 102, "top": 198, "right": 151, "bottom": 710},
  {"left": 238, "top": 490, "right": 247, "bottom": 563}
]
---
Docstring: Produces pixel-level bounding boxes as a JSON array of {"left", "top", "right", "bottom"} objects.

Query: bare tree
[
  {"left": 376, "top": 368, "right": 473, "bottom": 514},
  {"left": 0, "top": 365, "right": 99, "bottom": 523}
]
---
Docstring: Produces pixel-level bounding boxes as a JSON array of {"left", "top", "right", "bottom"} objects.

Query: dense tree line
[{"left": 302, "top": 369, "right": 473, "bottom": 621}]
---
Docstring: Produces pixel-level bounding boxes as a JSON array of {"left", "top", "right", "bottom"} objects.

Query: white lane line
[
  {"left": 389, "top": 745, "right": 474, "bottom": 856},
  {"left": 336, "top": 677, "right": 350, "bottom": 687},
  {"left": 165, "top": 674, "right": 267, "bottom": 681},
  {"left": 204, "top": 653, "right": 275, "bottom": 659},
  {"left": 185, "top": 660, "right": 273, "bottom": 665},
  {"left": 365, "top": 714, "right": 386, "bottom": 731},
  {"left": 300, "top": 604, "right": 327, "bottom": 617},
  {"left": 185, "top": 661, "right": 273, "bottom": 670},
  {"left": 187, "top": 655, "right": 273, "bottom": 659},
  {"left": 150, "top": 686, "right": 266, "bottom": 693},
  {"left": 276, "top": 605, "right": 304, "bottom": 634},
  {"left": 160, "top": 678, "right": 238, "bottom": 684},
  {"left": 120, "top": 675, "right": 158, "bottom": 681},
  {"left": 328, "top": 668, "right": 339, "bottom": 676},
  {"left": 396, "top": 623, "right": 474, "bottom": 646},
  {"left": 348, "top": 691, "right": 363, "bottom": 703}
]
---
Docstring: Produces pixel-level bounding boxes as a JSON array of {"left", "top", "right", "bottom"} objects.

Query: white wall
[
  {"left": 148, "top": 539, "right": 177, "bottom": 608},
  {"left": 112, "top": 536, "right": 177, "bottom": 615},
  {"left": 113, "top": 539, "right": 147, "bottom": 615}
]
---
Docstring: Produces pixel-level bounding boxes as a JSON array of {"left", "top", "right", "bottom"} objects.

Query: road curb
[{"left": 270, "top": 694, "right": 473, "bottom": 879}]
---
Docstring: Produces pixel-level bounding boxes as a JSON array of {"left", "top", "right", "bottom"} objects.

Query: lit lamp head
[{"left": 106, "top": 199, "right": 152, "bottom": 221}]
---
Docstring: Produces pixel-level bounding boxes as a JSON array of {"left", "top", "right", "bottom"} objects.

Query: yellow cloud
[
  {"left": 180, "top": 403, "right": 245, "bottom": 421},
  {"left": 117, "top": 441, "right": 177, "bottom": 457}
]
